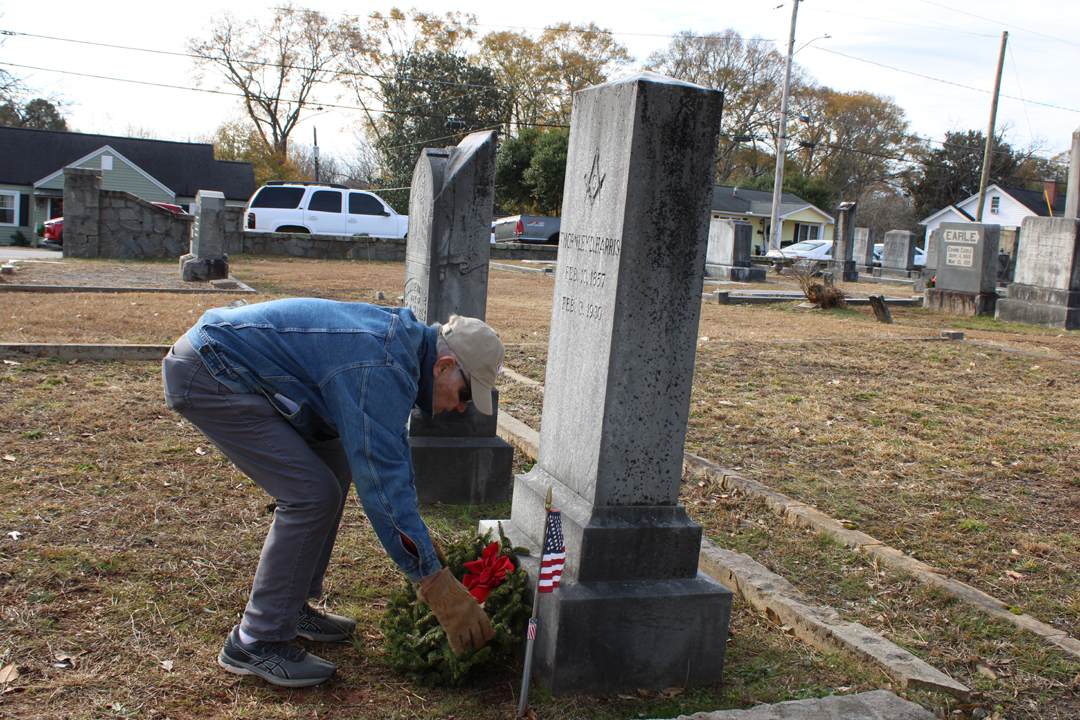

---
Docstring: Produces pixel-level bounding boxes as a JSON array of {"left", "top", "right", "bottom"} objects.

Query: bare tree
[{"left": 189, "top": 4, "right": 348, "bottom": 160}]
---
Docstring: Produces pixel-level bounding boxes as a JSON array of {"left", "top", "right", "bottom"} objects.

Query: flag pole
[{"left": 517, "top": 486, "right": 552, "bottom": 718}]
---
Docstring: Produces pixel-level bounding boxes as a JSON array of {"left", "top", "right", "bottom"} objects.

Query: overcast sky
[{"left": 2, "top": 0, "right": 1077, "bottom": 171}]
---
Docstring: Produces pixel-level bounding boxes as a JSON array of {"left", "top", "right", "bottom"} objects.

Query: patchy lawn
[{"left": 3, "top": 256, "right": 1080, "bottom": 719}]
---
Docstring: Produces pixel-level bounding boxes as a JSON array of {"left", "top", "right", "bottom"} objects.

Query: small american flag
[
  {"left": 538, "top": 510, "right": 565, "bottom": 593},
  {"left": 527, "top": 618, "right": 537, "bottom": 641}
]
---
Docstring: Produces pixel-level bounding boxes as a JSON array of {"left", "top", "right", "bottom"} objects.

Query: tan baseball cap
[{"left": 440, "top": 315, "right": 504, "bottom": 415}]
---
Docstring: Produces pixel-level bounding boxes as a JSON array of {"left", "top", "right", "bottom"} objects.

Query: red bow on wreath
[{"left": 463, "top": 541, "right": 514, "bottom": 603}]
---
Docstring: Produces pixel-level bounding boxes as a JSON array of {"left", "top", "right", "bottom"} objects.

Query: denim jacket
[{"left": 187, "top": 299, "right": 441, "bottom": 582}]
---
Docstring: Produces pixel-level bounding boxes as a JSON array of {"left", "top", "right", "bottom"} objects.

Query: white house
[
  {"left": 710, "top": 185, "right": 835, "bottom": 256},
  {"left": 920, "top": 183, "right": 1065, "bottom": 237}
]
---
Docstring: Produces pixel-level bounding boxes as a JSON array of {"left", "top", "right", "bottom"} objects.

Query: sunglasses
[{"left": 456, "top": 362, "right": 472, "bottom": 404}]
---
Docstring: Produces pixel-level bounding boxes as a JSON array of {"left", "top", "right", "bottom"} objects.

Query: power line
[
  {"left": 806, "top": 45, "right": 1080, "bottom": 115},
  {"left": 912, "top": 0, "right": 1080, "bottom": 49}
]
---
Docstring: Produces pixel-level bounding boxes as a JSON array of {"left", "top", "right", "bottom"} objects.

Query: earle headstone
[
  {"left": 481, "top": 72, "right": 732, "bottom": 693},
  {"left": 180, "top": 190, "right": 229, "bottom": 281},
  {"left": 704, "top": 218, "right": 766, "bottom": 281},
  {"left": 923, "top": 222, "right": 1000, "bottom": 316},
  {"left": 996, "top": 217, "right": 1080, "bottom": 329},
  {"left": 828, "top": 201, "right": 858, "bottom": 282},
  {"left": 875, "top": 230, "right": 918, "bottom": 278},
  {"left": 403, "top": 130, "right": 514, "bottom": 504},
  {"left": 853, "top": 227, "right": 876, "bottom": 273}
]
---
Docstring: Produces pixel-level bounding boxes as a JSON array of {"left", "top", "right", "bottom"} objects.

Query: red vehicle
[{"left": 41, "top": 203, "right": 184, "bottom": 246}]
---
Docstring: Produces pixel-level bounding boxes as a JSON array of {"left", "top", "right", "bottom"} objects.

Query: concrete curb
[
  {"left": 649, "top": 690, "right": 937, "bottom": 720},
  {"left": 490, "top": 262, "right": 553, "bottom": 275},
  {"left": 0, "top": 282, "right": 255, "bottom": 294},
  {"left": 683, "top": 453, "right": 1080, "bottom": 663},
  {"left": 699, "top": 544, "right": 970, "bottom": 699}
]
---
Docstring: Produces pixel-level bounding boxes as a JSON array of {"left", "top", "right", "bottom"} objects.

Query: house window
[
  {"left": 793, "top": 223, "right": 819, "bottom": 242},
  {"left": 990, "top": 196, "right": 1000, "bottom": 214},
  {"left": 0, "top": 192, "right": 16, "bottom": 226}
]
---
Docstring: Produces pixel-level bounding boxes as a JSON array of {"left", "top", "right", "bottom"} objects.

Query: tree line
[{"left": 3, "top": 5, "right": 1067, "bottom": 238}]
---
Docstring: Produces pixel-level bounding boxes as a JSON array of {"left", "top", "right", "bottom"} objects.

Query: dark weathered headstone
[
  {"left": 482, "top": 72, "right": 732, "bottom": 694},
  {"left": 853, "top": 227, "right": 876, "bottom": 272},
  {"left": 404, "top": 131, "right": 497, "bottom": 324},
  {"left": 923, "top": 222, "right": 1000, "bottom": 316},
  {"left": 403, "top": 130, "right": 513, "bottom": 504},
  {"left": 828, "top": 201, "right": 858, "bottom": 282},
  {"left": 996, "top": 217, "right": 1080, "bottom": 329},
  {"left": 868, "top": 295, "right": 893, "bottom": 323},
  {"left": 704, "top": 218, "right": 765, "bottom": 281},
  {"left": 875, "top": 230, "right": 918, "bottom": 278},
  {"left": 180, "top": 190, "right": 229, "bottom": 281}
]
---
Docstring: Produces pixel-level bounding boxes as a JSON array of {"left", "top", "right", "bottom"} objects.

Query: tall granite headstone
[
  {"left": 923, "top": 222, "right": 1000, "bottom": 316},
  {"left": 996, "top": 217, "right": 1080, "bottom": 329},
  {"left": 828, "top": 201, "right": 858, "bottom": 282},
  {"left": 481, "top": 72, "right": 732, "bottom": 694},
  {"left": 875, "top": 230, "right": 918, "bottom": 278},
  {"left": 704, "top": 218, "right": 765, "bottom": 281},
  {"left": 403, "top": 130, "right": 513, "bottom": 504},
  {"left": 180, "top": 190, "right": 229, "bottom": 281},
  {"left": 853, "top": 227, "right": 876, "bottom": 273}
]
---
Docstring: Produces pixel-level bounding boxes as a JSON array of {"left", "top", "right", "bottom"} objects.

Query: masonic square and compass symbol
[{"left": 584, "top": 150, "right": 605, "bottom": 203}]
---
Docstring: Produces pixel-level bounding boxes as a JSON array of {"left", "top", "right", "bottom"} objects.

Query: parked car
[
  {"left": 764, "top": 240, "right": 834, "bottom": 261},
  {"left": 40, "top": 202, "right": 184, "bottom": 247},
  {"left": 492, "top": 215, "right": 561, "bottom": 244},
  {"left": 873, "top": 243, "right": 926, "bottom": 267},
  {"left": 243, "top": 182, "right": 408, "bottom": 238}
]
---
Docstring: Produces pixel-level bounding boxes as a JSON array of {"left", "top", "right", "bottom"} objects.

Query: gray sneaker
[
  {"left": 218, "top": 626, "right": 336, "bottom": 688},
  {"left": 297, "top": 603, "right": 357, "bottom": 642}
]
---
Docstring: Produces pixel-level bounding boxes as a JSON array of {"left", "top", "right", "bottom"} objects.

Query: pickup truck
[{"left": 492, "top": 215, "right": 560, "bottom": 244}]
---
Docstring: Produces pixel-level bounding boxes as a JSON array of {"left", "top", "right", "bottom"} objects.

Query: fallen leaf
[
  {"left": 717, "top": 400, "right": 736, "bottom": 407},
  {"left": 53, "top": 652, "right": 77, "bottom": 669},
  {"left": 2, "top": 455, "right": 14, "bottom": 462},
  {"left": 660, "top": 687, "right": 684, "bottom": 698},
  {"left": 637, "top": 689, "right": 650, "bottom": 696},
  {"left": 2, "top": 360, "right": 20, "bottom": 366},
  {"left": 526, "top": 709, "right": 537, "bottom": 720},
  {"left": 0, "top": 664, "right": 18, "bottom": 683},
  {"left": 1004, "top": 570, "right": 1024, "bottom": 580},
  {"left": 80, "top": 433, "right": 92, "bottom": 438},
  {"left": 6, "top": 531, "right": 21, "bottom": 540},
  {"left": 977, "top": 664, "right": 998, "bottom": 681},
  {"left": 195, "top": 447, "right": 207, "bottom": 456},
  {"left": 160, "top": 660, "right": 174, "bottom": 671}
]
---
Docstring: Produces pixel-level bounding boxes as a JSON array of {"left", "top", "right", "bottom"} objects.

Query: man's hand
[{"left": 417, "top": 568, "right": 495, "bottom": 655}]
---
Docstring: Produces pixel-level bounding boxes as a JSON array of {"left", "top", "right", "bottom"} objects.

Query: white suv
[{"left": 243, "top": 182, "right": 408, "bottom": 238}]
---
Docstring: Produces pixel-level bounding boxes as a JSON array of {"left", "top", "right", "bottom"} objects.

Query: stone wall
[
  {"left": 223, "top": 206, "right": 245, "bottom": 255},
  {"left": 239, "top": 231, "right": 559, "bottom": 263},
  {"left": 63, "top": 167, "right": 193, "bottom": 259}
]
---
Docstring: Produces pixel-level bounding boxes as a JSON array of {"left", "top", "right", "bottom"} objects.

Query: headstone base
[
  {"left": 410, "top": 437, "right": 514, "bottom": 504},
  {"left": 826, "top": 260, "right": 858, "bottom": 282},
  {"left": 874, "top": 267, "right": 919, "bottom": 279},
  {"left": 923, "top": 288, "right": 997, "bottom": 317},
  {"left": 479, "top": 519, "right": 732, "bottom": 694},
  {"left": 180, "top": 255, "right": 229, "bottom": 281},
  {"left": 855, "top": 264, "right": 875, "bottom": 275},
  {"left": 703, "top": 263, "right": 767, "bottom": 282},
  {"left": 995, "top": 283, "right": 1080, "bottom": 330}
]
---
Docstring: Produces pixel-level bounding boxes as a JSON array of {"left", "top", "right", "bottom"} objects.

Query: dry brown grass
[{"left": 3, "top": 255, "right": 1080, "bottom": 719}]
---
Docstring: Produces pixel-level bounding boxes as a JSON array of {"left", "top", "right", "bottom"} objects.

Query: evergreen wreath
[{"left": 380, "top": 525, "right": 532, "bottom": 687}]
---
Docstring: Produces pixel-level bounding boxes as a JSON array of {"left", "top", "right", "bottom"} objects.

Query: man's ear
[{"left": 433, "top": 356, "right": 456, "bottom": 377}]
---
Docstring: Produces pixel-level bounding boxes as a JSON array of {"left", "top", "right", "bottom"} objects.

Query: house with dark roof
[
  {"left": 0, "top": 126, "right": 255, "bottom": 244},
  {"left": 710, "top": 185, "right": 835, "bottom": 255},
  {"left": 920, "top": 182, "right": 1066, "bottom": 236}
]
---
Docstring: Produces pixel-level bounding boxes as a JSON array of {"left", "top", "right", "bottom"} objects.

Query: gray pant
[{"left": 161, "top": 336, "right": 352, "bottom": 642}]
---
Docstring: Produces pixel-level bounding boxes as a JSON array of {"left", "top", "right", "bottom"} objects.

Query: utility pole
[
  {"left": 313, "top": 127, "right": 320, "bottom": 184},
  {"left": 975, "top": 31, "right": 1008, "bottom": 222},
  {"left": 768, "top": 0, "right": 800, "bottom": 252}
]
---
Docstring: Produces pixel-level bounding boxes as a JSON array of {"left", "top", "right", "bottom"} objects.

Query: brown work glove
[{"left": 417, "top": 568, "right": 495, "bottom": 655}]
